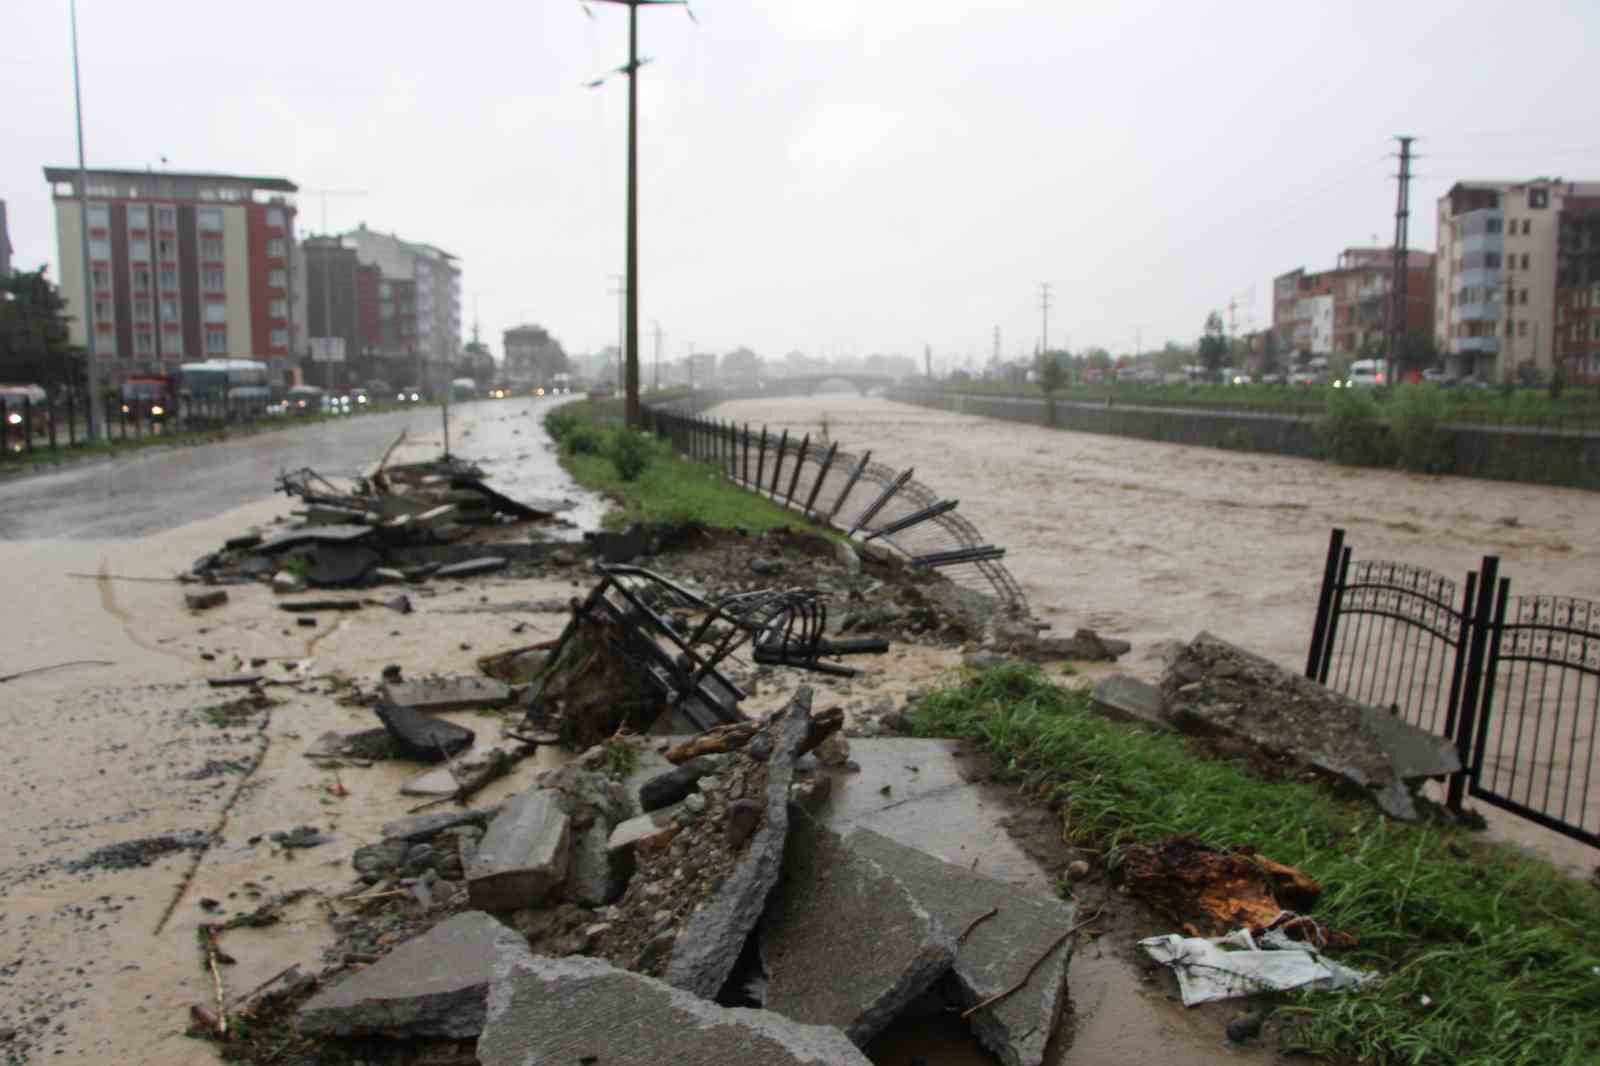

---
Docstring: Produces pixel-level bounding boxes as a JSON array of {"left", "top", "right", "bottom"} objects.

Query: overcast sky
[{"left": 7, "top": 0, "right": 1599, "bottom": 369}]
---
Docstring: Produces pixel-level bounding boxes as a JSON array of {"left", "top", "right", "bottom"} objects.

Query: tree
[
  {"left": 1197, "top": 312, "right": 1227, "bottom": 382},
  {"left": 0, "top": 267, "right": 83, "bottom": 389}
]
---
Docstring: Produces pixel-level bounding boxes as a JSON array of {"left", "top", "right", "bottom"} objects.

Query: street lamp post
[
  {"left": 587, "top": 0, "right": 686, "bottom": 428},
  {"left": 70, "top": 0, "right": 102, "bottom": 440}
]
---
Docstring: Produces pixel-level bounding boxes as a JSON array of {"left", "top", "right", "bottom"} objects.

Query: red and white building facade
[{"left": 45, "top": 167, "right": 299, "bottom": 385}]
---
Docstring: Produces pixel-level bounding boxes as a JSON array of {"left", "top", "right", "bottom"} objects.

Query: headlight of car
[
  {"left": 151, "top": 405, "right": 164, "bottom": 416},
  {"left": 411, "top": 392, "right": 420, "bottom": 401},
  {"left": 6, "top": 413, "right": 21, "bottom": 425}
]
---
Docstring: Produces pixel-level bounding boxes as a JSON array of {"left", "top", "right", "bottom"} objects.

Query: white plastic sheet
[{"left": 1139, "top": 928, "right": 1377, "bottom": 1006}]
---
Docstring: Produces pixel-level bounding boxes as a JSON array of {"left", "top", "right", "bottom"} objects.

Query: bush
[
  {"left": 609, "top": 430, "right": 654, "bottom": 482},
  {"left": 564, "top": 425, "right": 604, "bottom": 455},
  {"left": 1319, "top": 388, "right": 1395, "bottom": 466},
  {"left": 1387, "top": 384, "right": 1453, "bottom": 473},
  {"left": 543, "top": 409, "right": 579, "bottom": 444}
]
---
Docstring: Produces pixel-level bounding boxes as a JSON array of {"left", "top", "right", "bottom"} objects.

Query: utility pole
[
  {"left": 1389, "top": 135, "right": 1416, "bottom": 374},
  {"left": 1039, "top": 282, "right": 1052, "bottom": 354},
  {"left": 992, "top": 325, "right": 1000, "bottom": 367},
  {"left": 652, "top": 320, "right": 663, "bottom": 391},
  {"left": 69, "top": 0, "right": 101, "bottom": 440},
  {"left": 587, "top": 0, "right": 688, "bottom": 428}
]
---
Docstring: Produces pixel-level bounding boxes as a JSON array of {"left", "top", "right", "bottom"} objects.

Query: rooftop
[{"left": 43, "top": 166, "right": 296, "bottom": 192}]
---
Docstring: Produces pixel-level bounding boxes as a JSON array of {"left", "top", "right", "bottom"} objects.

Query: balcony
[{"left": 1454, "top": 336, "right": 1500, "bottom": 354}]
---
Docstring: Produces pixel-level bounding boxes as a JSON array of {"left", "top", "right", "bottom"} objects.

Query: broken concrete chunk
[
  {"left": 434, "top": 556, "right": 508, "bottom": 580},
  {"left": 638, "top": 756, "right": 725, "bottom": 812},
  {"left": 477, "top": 952, "right": 872, "bottom": 1066},
  {"left": 296, "top": 911, "right": 524, "bottom": 1039},
  {"left": 1089, "top": 674, "right": 1171, "bottom": 732},
  {"left": 381, "top": 807, "right": 498, "bottom": 843},
  {"left": 185, "top": 589, "right": 228, "bottom": 611},
  {"left": 607, "top": 803, "right": 685, "bottom": 867},
  {"left": 663, "top": 688, "right": 815, "bottom": 998},
  {"left": 468, "top": 789, "right": 571, "bottom": 912},
  {"left": 760, "top": 811, "right": 956, "bottom": 1047},
  {"left": 566, "top": 820, "right": 623, "bottom": 906},
  {"left": 1162, "top": 632, "right": 1460, "bottom": 820},
  {"left": 305, "top": 544, "right": 380, "bottom": 587},
  {"left": 845, "top": 828, "right": 1077, "bottom": 1066},
  {"left": 353, "top": 840, "right": 410, "bottom": 882},
  {"left": 373, "top": 701, "right": 476, "bottom": 762},
  {"left": 272, "top": 571, "right": 307, "bottom": 595},
  {"left": 400, "top": 745, "right": 520, "bottom": 797},
  {"left": 382, "top": 676, "right": 511, "bottom": 714}
]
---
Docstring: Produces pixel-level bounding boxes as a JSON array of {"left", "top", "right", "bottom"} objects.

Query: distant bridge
[{"left": 734, "top": 374, "right": 897, "bottom": 397}]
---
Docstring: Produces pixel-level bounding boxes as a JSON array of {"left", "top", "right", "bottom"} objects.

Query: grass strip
[
  {"left": 547, "top": 399, "right": 829, "bottom": 534},
  {"left": 912, "top": 662, "right": 1600, "bottom": 1066}
]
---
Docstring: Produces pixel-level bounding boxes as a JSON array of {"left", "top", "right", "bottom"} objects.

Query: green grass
[
  {"left": 912, "top": 663, "right": 1600, "bottom": 1066},
  {"left": 549, "top": 399, "right": 829, "bottom": 534}
]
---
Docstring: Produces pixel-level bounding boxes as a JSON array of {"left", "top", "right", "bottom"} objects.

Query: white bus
[{"left": 178, "top": 359, "right": 273, "bottom": 418}]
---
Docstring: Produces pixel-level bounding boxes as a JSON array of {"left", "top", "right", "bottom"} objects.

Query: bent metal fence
[
  {"left": 643, "top": 406, "right": 1027, "bottom": 613},
  {"left": 1307, "top": 527, "right": 1600, "bottom": 848}
]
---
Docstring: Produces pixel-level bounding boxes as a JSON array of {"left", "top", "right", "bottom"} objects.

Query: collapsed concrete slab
[
  {"left": 760, "top": 810, "right": 956, "bottom": 1047},
  {"left": 382, "top": 676, "right": 512, "bottom": 714},
  {"left": 468, "top": 789, "right": 571, "bottom": 911},
  {"left": 846, "top": 828, "right": 1078, "bottom": 1066},
  {"left": 381, "top": 806, "right": 498, "bottom": 843},
  {"left": 1090, "top": 674, "right": 1171, "bottom": 732},
  {"left": 663, "top": 689, "right": 814, "bottom": 997},
  {"left": 296, "top": 911, "right": 522, "bottom": 1039},
  {"left": 1162, "top": 632, "right": 1460, "bottom": 820},
  {"left": 477, "top": 951, "right": 872, "bottom": 1066},
  {"left": 374, "top": 700, "right": 476, "bottom": 762}
]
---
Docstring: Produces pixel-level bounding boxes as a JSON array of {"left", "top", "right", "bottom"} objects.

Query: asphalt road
[{"left": 0, "top": 396, "right": 598, "bottom": 540}]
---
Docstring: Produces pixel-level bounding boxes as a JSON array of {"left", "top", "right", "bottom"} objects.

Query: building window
[
  {"left": 164, "top": 335, "right": 183, "bottom": 358},
  {"left": 134, "top": 331, "right": 154, "bottom": 356},
  {"left": 91, "top": 265, "right": 110, "bottom": 290},
  {"left": 156, "top": 238, "right": 175, "bottom": 259},
  {"left": 1519, "top": 320, "right": 1529, "bottom": 337},
  {"left": 201, "top": 237, "right": 223, "bottom": 260},
  {"left": 127, "top": 204, "right": 149, "bottom": 229},
  {"left": 270, "top": 328, "right": 288, "bottom": 348},
  {"left": 160, "top": 297, "right": 179, "bottom": 321},
  {"left": 158, "top": 267, "right": 178, "bottom": 290},
  {"left": 266, "top": 207, "right": 284, "bottom": 226},
  {"left": 268, "top": 269, "right": 286, "bottom": 288},
  {"left": 133, "top": 267, "right": 151, "bottom": 292},
  {"left": 89, "top": 237, "right": 111, "bottom": 260},
  {"left": 156, "top": 205, "right": 176, "bottom": 230},
  {"left": 204, "top": 302, "right": 226, "bottom": 324},
  {"left": 93, "top": 299, "right": 112, "bottom": 322},
  {"left": 1521, "top": 254, "right": 1530, "bottom": 269},
  {"left": 266, "top": 238, "right": 285, "bottom": 257},
  {"left": 1487, "top": 218, "right": 1503, "bottom": 234},
  {"left": 269, "top": 298, "right": 287, "bottom": 318},
  {"left": 86, "top": 202, "right": 110, "bottom": 228},
  {"left": 129, "top": 237, "right": 150, "bottom": 260},
  {"left": 198, "top": 207, "right": 223, "bottom": 231},
  {"left": 202, "top": 265, "right": 225, "bottom": 292},
  {"left": 133, "top": 299, "right": 152, "bottom": 324},
  {"left": 1520, "top": 289, "right": 1529, "bottom": 305},
  {"left": 205, "top": 329, "right": 228, "bottom": 354},
  {"left": 1529, "top": 188, "right": 1549, "bottom": 210}
]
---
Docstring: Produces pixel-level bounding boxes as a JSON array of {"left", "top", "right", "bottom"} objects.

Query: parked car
[{"left": 1422, "top": 368, "right": 1447, "bottom": 384}]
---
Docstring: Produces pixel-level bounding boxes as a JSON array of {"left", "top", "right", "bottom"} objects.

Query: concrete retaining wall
[{"left": 886, "top": 389, "right": 1600, "bottom": 491}]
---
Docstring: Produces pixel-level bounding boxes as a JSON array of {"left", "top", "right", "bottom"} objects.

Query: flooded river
[{"left": 708, "top": 393, "right": 1600, "bottom": 873}]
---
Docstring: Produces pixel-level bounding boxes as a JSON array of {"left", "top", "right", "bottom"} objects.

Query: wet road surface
[{"left": 0, "top": 395, "right": 603, "bottom": 540}]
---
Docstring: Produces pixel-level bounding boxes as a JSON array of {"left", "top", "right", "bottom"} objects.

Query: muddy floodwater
[{"left": 709, "top": 393, "right": 1600, "bottom": 874}]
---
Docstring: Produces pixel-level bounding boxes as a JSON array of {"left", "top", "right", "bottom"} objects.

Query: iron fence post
[
  {"left": 783, "top": 434, "right": 810, "bottom": 508},
  {"left": 1305, "top": 528, "right": 1347, "bottom": 678},
  {"left": 24, "top": 397, "right": 34, "bottom": 453},
  {"left": 1316, "top": 545, "right": 1353, "bottom": 684},
  {"left": 1448, "top": 555, "right": 1502, "bottom": 812},
  {"left": 827, "top": 451, "right": 873, "bottom": 523},
  {"left": 742, "top": 423, "right": 751, "bottom": 485},
  {"left": 1465, "top": 575, "right": 1512, "bottom": 805},
  {"left": 802, "top": 441, "right": 839, "bottom": 516},
  {"left": 755, "top": 427, "right": 768, "bottom": 491}
]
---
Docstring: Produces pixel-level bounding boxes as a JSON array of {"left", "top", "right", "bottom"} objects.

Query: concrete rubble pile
[
  {"left": 289, "top": 686, "right": 1084, "bottom": 1065},
  {"left": 185, "top": 455, "right": 572, "bottom": 593}
]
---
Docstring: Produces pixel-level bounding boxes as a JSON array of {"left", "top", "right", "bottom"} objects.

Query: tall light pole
[
  {"left": 587, "top": 0, "right": 687, "bottom": 428},
  {"left": 70, "top": 0, "right": 102, "bottom": 440}
]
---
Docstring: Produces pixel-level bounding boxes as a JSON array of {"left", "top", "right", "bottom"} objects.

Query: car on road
[
  {"left": 286, "top": 385, "right": 326, "bottom": 415},
  {"left": 588, "top": 382, "right": 616, "bottom": 401},
  {"left": 395, "top": 387, "right": 424, "bottom": 404}
]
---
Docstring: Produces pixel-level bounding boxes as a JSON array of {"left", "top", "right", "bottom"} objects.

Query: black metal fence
[
  {"left": 1307, "top": 527, "right": 1600, "bottom": 848},
  {"left": 642, "top": 405, "right": 1027, "bottom": 612}
]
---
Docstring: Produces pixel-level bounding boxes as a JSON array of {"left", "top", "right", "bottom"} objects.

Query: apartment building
[
  {"left": 1555, "top": 196, "right": 1600, "bottom": 384},
  {"left": 341, "top": 225, "right": 461, "bottom": 389},
  {"left": 502, "top": 324, "right": 568, "bottom": 386},
  {"left": 1273, "top": 248, "right": 1435, "bottom": 361},
  {"left": 1434, "top": 178, "right": 1600, "bottom": 383},
  {"left": 0, "top": 200, "right": 12, "bottom": 279},
  {"left": 44, "top": 167, "right": 299, "bottom": 384}
]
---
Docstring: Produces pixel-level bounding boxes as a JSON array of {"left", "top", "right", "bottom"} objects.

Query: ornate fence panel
[
  {"left": 1469, "top": 591, "right": 1600, "bottom": 848},
  {"left": 644, "top": 406, "right": 1026, "bottom": 612},
  {"left": 1307, "top": 527, "right": 1598, "bottom": 848}
]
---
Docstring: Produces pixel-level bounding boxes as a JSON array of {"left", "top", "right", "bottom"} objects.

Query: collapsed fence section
[
  {"left": 1307, "top": 527, "right": 1600, "bottom": 849},
  {"left": 643, "top": 406, "right": 1027, "bottom": 612}
]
